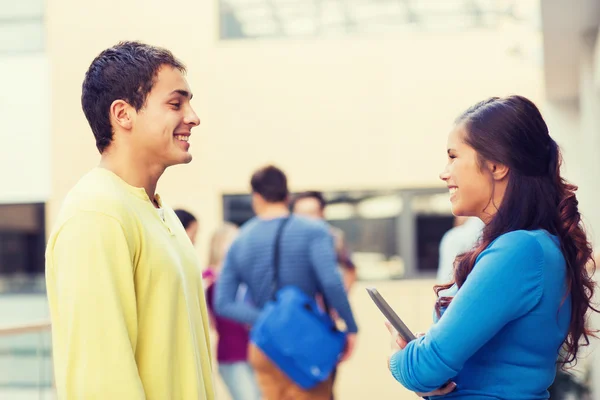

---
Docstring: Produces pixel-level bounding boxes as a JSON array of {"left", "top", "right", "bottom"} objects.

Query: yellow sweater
[{"left": 46, "top": 168, "right": 215, "bottom": 400}]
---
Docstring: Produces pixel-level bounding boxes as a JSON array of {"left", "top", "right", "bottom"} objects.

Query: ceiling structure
[{"left": 220, "top": 0, "right": 540, "bottom": 39}]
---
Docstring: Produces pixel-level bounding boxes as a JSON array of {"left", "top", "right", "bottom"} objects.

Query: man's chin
[{"left": 167, "top": 154, "right": 193, "bottom": 167}]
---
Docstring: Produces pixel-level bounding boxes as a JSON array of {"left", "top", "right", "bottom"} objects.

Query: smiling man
[{"left": 45, "top": 42, "right": 214, "bottom": 399}]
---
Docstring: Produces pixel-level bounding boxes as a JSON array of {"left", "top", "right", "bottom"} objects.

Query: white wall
[
  {"left": 0, "top": 54, "right": 50, "bottom": 204},
  {"left": 544, "top": 28, "right": 600, "bottom": 398},
  {"left": 577, "top": 34, "right": 600, "bottom": 245}
]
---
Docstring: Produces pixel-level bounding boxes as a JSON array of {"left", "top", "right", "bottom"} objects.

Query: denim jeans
[{"left": 219, "top": 361, "right": 262, "bottom": 400}]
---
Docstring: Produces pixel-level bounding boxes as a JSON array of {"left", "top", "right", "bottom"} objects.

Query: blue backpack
[{"left": 250, "top": 217, "right": 347, "bottom": 389}]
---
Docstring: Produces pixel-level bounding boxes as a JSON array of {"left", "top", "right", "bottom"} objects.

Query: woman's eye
[{"left": 170, "top": 103, "right": 181, "bottom": 109}]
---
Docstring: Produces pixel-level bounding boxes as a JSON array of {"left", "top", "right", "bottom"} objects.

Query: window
[
  {"left": 0, "top": 0, "right": 44, "bottom": 54},
  {"left": 218, "top": 0, "right": 540, "bottom": 40},
  {"left": 412, "top": 193, "right": 455, "bottom": 274},
  {"left": 0, "top": 203, "right": 45, "bottom": 293},
  {"left": 222, "top": 187, "right": 453, "bottom": 279}
]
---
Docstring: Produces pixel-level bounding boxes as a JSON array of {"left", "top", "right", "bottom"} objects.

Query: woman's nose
[{"left": 439, "top": 167, "right": 450, "bottom": 182}]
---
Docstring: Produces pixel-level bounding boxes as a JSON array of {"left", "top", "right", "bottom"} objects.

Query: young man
[
  {"left": 291, "top": 191, "right": 358, "bottom": 400},
  {"left": 45, "top": 42, "right": 214, "bottom": 399},
  {"left": 215, "top": 165, "right": 358, "bottom": 400},
  {"left": 291, "top": 191, "right": 358, "bottom": 292}
]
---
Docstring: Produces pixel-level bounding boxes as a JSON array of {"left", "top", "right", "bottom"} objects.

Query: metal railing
[
  {"left": 0, "top": 320, "right": 53, "bottom": 400},
  {"left": 0, "top": 321, "right": 51, "bottom": 336}
]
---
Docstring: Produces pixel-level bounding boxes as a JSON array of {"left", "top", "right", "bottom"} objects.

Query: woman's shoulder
[
  {"left": 477, "top": 230, "right": 549, "bottom": 275},
  {"left": 488, "top": 229, "right": 553, "bottom": 254},
  {"left": 472, "top": 230, "right": 548, "bottom": 307}
]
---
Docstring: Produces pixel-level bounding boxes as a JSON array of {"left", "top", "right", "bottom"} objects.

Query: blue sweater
[
  {"left": 214, "top": 215, "right": 358, "bottom": 333},
  {"left": 390, "top": 230, "right": 570, "bottom": 399}
]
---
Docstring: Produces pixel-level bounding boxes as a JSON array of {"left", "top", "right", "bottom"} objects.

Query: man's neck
[
  {"left": 99, "top": 152, "right": 165, "bottom": 207},
  {"left": 257, "top": 203, "right": 290, "bottom": 219}
]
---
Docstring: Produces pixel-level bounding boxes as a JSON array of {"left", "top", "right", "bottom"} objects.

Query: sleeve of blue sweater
[
  {"left": 389, "top": 231, "right": 544, "bottom": 392},
  {"left": 310, "top": 226, "right": 358, "bottom": 333},
  {"left": 214, "top": 240, "right": 262, "bottom": 325}
]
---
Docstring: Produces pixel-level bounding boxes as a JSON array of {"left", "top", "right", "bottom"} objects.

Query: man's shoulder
[
  {"left": 288, "top": 216, "right": 331, "bottom": 238},
  {"left": 236, "top": 215, "right": 329, "bottom": 239},
  {"left": 238, "top": 217, "right": 260, "bottom": 235},
  {"left": 54, "top": 169, "right": 136, "bottom": 229}
]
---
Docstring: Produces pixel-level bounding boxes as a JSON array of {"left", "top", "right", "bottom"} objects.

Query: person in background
[
  {"left": 45, "top": 41, "right": 214, "bottom": 399},
  {"left": 202, "top": 223, "right": 262, "bottom": 400},
  {"left": 291, "top": 191, "right": 358, "bottom": 292},
  {"left": 290, "top": 191, "right": 357, "bottom": 399},
  {"left": 436, "top": 216, "right": 484, "bottom": 283},
  {"left": 215, "top": 165, "right": 358, "bottom": 400},
  {"left": 385, "top": 95, "right": 597, "bottom": 398},
  {"left": 175, "top": 208, "right": 199, "bottom": 245}
]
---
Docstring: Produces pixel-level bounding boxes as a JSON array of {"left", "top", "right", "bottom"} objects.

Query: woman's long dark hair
[{"left": 434, "top": 95, "right": 597, "bottom": 367}]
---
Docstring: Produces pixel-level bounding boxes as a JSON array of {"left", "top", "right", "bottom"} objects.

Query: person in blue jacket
[{"left": 385, "top": 95, "right": 598, "bottom": 399}]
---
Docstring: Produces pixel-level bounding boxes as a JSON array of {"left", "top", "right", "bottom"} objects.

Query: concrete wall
[{"left": 0, "top": 54, "right": 50, "bottom": 204}]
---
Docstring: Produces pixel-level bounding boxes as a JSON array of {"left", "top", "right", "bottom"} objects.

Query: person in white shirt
[{"left": 436, "top": 216, "right": 484, "bottom": 283}]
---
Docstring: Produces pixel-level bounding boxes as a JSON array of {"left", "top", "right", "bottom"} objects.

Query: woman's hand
[
  {"left": 385, "top": 321, "right": 421, "bottom": 352},
  {"left": 415, "top": 382, "right": 457, "bottom": 397},
  {"left": 385, "top": 322, "right": 457, "bottom": 398},
  {"left": 385, "top": 321, "right": 416, "bottom": 371}
]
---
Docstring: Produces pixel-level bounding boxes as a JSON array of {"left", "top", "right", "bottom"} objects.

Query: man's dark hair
[
  {"left": 174, "top": 209, "right": 197, "bottom": 230},
  {"left": 250, "top": 165, "right": 289, "bottom": 203},
  {"left": 81, "top": 41, "right": 186, "bottom": 153},
  {"left": 291, "top": 191, "right": 326, "bottom": 211}
]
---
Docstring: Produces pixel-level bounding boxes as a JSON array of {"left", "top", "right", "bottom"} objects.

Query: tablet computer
[{"left": 366, "top": 287, "right": 416, "bottom": 342}]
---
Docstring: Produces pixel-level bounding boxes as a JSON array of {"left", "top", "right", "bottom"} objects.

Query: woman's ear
[{"left": 486, "top": 161, "right": 509, "bottom": 181}]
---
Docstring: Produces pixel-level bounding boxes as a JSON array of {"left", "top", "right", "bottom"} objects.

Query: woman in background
[
  {"left": 203, "top": 223, "right": 262, "bottom": 400},
  {"left": 174, "top": 208, "right": 199, "bottom": 245},
  {"left": 385, "top": 95, "right": 597, "bottom": 398}
]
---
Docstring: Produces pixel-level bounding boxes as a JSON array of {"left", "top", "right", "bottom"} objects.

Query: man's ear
[
  {"left": 486, "top": 161, "right": 509, "bottom": 181},
  {"left": 109, "top": 99, "right": 134, "bottom": 131}
]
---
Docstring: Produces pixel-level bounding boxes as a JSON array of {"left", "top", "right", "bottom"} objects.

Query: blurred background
[{"left": 2, "top": 0, "right": 600, "bottom": 398}]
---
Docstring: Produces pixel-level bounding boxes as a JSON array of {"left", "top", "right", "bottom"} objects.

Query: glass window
[
  {"left": 412, "top": 193, "right": 454, "bottom": 275},
  {"left": 0, "top": 203, "right": 45, "bottom": 293},
  {"left": 218, "top": 0, "right": 540, "bottom": 40},
  {"left": 222, "top": 188, "right": 453, "bottom": 280},
  {"left": 0, "top": 0, "right": 44, "bottom": 53}
]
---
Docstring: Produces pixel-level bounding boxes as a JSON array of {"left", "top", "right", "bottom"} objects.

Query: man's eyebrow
[{"left": 170, "top": 89, "right": 193, "bottom": 99}]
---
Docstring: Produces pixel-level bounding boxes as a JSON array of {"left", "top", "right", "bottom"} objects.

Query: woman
[
  {"left": 174, "top": 208, "right": 199, "bottom": 245},
  {"left": 385, "top": 96, "right": 597, "bottom": 398},
  {"left": 202, "top": 223, "right": 262, "bottom": 400}
]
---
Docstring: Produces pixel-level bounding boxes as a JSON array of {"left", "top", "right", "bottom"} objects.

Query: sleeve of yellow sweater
[{"left": 48, "top": 211, "right": 145, "bottom": 399}]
